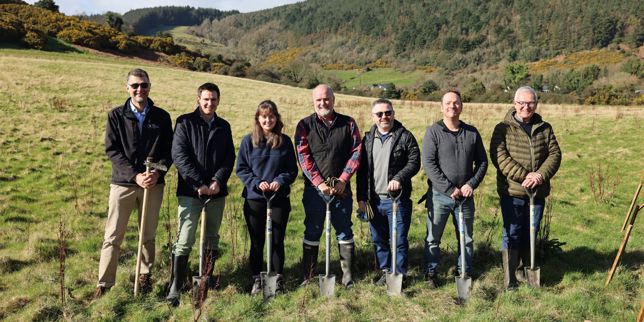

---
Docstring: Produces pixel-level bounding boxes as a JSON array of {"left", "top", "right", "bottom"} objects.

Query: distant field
[
  {"left": 145, "top": 25, "right": 226, "bottom": 56},
  {"left": 322, "top": 68, "right": 429, "bottom": 89},
  {"left": 0, "top": 48, "right": 642, "bottom": 321}
]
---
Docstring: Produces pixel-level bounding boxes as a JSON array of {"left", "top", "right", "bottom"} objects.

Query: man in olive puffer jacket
[{"left": 490, "top": 86, "right": 561, "bottom": 290}]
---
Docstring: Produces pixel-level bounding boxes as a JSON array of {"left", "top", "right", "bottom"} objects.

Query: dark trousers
[
  {"left": 500, "top": 195, "right": 545, "bottom": 251},
  {"left": 243, "top": 198, "right": 290, "bottom": 275}
]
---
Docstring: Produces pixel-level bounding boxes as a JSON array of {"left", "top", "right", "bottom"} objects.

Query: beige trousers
[{"left": 97, "top": 183, "right": 164, "bottom": 287}]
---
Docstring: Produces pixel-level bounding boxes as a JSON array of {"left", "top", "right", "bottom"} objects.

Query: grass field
[
  {"left": 321, "top": 68, "right": 428, "bottom": 89},
  {"left": 0, "top": 47, "right": 643, "bottom": 321}
]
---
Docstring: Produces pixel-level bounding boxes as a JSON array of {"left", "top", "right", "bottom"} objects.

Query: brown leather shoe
[
  {"left": 94, "top": 286, "right": 109, "bottom": 299},
  {"left": 139, "top": 274, "right": 153, "bottom": 294}
]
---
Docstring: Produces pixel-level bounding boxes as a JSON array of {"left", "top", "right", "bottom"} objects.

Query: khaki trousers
[{"left": 97, "top": 183, "right": 164, "bottom": 287}]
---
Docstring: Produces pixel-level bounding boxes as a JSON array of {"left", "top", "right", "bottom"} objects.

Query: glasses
[
  {"left": 373, "top": 110, "right": 393, "bottom": 118},
  {"left": 515, "top": 101, "right": 536, "bottom": 108},
  {"left": 129, "top": 82, "right": 150, "bottom": 89}
]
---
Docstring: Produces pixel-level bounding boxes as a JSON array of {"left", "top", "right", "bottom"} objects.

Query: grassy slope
[
  {"left": 145, "top": 25, "right": 228, "bottom": 57},
  {"left": 0, "top": 48, "right": 643, "bottom": 321},
  {"left": 321, "top": 68, "right": 429, "bottom": 89}
]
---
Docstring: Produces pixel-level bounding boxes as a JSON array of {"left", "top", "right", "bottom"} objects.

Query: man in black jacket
[
  {"left": 96, "top": 68, "right": 173, "bottom": 298},
  {"left": 166, "top": 82, "right": 234, "bottom": 306},
  {"left": 356, "top": 98, "right": 420, "bottom": 286}
]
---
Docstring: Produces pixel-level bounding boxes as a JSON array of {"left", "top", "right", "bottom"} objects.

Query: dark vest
[{"left": 302, "top": 113, "right": 353, "bottom": 185}]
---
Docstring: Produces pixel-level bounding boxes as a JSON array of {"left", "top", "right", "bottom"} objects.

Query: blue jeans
[
  {"left": 500, "top": 195, "right": 544, "bottom": 250},
  {"left": 369, "top": 197, "right": 412, "bottom": 275},
  {"left": 302, "top": 185, "right": 354, "bottom": 245},
  {"left": 424, "top": 190, "right": 475, "bottom": 275}
]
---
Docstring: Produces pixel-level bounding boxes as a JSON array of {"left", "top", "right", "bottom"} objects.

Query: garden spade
[
  {"left": 455, "top": 198, "right": 472, "bottom": 300},
  {"left": 524, "top": 188, "right": 541, "bottom": 288},
  {"left": 134, "top": 157, "right": 167, "bottom": 296},
  {"left": 386, "top": 189, "right": 403, "bottom": 296},
  {"left": 260, "top": 191, "right": 279, "bottom": 299},
  {"left": 319, "top": 194, "right": 336, "bottom": 297},
  {"left": 192, "top": 196, "right": 212, "bottom": 300}
]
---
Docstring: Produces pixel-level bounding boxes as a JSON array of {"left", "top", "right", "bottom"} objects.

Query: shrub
[
  {"left": 621, "top": 59, "right": 643, "bottom": 79},
  {"left": 0, "top": 11, "right": 25, "bottom": 42},
  {"left": 419, "top": 79, "right": 439, "bottom": 95},
  {"left": 23, "top": 29, "right": 45, "bottom": 49}
]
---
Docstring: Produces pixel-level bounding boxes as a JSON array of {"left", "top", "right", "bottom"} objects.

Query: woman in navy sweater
[{"left": 236, "top": 100, "right": 298, "bottom": 295}]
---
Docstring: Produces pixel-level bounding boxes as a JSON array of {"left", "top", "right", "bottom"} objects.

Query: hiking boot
[
  {"left": 250, "top": 276, "right": 261, "bottom": 296},
  {"left": 425, "top": 273, "right": 438, "bottom": 289},
  {"left": 374, "top": 271, "right": 388, "bottom": 286},
  {"left": 139, "top": 274, "right": 152, "bottom": 294},
  {"left": 94, "top": 285, "right": 109, "bottom": 299},
  {"left": 339, "top": 243, "right": 355, "bottom": 289}
]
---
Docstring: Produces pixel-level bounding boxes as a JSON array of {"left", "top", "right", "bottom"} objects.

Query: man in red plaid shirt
[{"left": 294, "top": 84, "right": 362, "bottom": 288}]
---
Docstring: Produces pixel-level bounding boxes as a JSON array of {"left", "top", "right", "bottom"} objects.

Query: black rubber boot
[
  {"left": 166, "top": 255, "right": 189, "bottom": 307},
  {"left": 300, "top": 243, "right": 319, "bottom": 286},
  {"left": 339, "top": 243, "right": 355, "bottom": 289},
  {"left": 502, "top": 249, "right": 520, "bottom": 291}
]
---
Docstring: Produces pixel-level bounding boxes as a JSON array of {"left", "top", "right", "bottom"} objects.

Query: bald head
[{"left": 312, "top": 84, "right": 335, "bottom": 118}]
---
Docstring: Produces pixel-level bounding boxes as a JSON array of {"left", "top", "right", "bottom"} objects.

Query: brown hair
[{"left": 252, "top": 100, "right": 283, "bottom": 149}]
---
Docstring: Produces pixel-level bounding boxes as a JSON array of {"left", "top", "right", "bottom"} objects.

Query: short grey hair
[{"left": 514, "top": 86, "right": 538, "bottom": 102}]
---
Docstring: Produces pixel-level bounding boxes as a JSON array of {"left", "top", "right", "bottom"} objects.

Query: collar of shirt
[
  {"left": 375, "top": 130, "right": 391, "bottom": 143},
  {"left": 129, "top": 100, "right": 149, "bottom": 133}
]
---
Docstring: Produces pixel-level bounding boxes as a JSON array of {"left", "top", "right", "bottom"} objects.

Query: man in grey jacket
[{"left": 422, "top": 90, "right": 488, "bottom": 287}]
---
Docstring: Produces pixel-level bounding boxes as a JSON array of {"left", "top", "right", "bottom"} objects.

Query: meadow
[{"left": 0, "top": 48, "right": 642, "bottom": 321}]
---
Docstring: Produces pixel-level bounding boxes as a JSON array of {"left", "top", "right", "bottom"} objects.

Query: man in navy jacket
[{"left": 166, "top": 82, "right": 235, "bottom": 306}]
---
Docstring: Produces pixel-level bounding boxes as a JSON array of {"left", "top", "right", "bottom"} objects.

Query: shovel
[
  {"left": 134, "top": 157, "right": 167, "bottom": 296},
  {"left": 454, "top": 198, "right": 472, "bottom": 300},
  {"left": 319, "top": 194, "right": 336, "bottom": 297},
  {"left": 260, "top": 190, "right": 279, "bottom": 299},
  {"left": 192, "top": 196, "right": 212, "bottom": 301},
  {"left": 386, "top": 189, "right": 403, "bottom": 296},
  {"left": 524, "top": 187, "right": 541, "bottom": 288}
]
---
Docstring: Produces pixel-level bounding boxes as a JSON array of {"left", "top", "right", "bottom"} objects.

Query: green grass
[
  {"left": 0, "top": 48, "right": 643, "bottom": 321},
  {"left": 144, "top": 25, "right": 226, "bottom": 56},
  {"left": 322, "top": 68, "right": 428, "bottom": 89}
]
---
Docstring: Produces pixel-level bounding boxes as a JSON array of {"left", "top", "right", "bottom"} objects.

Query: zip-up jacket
[
  {"left": 490, "top": 108, "right": 562, "bottom": 198},
  {"left": 356, "top": 120, "right": 420, "bottom": 202},
  {"left": 294, "top": 112, "right": 362, "bottom": 187},
  {"left": 423, "top": 120, "right": 488, "bottom": 196},
  {"left": 236, "top": 134, "right": 298, "bottom": 200},
  {"left": 172, "top": 108, "right": 235, "bottom": 199},
  {"left": 105, "top": 98, "right": 173, "bottom": 186}
]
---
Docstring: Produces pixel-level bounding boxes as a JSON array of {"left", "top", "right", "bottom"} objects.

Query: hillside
[
  {"left": 82, "top": 6, "right": 239, "bottom": 35},
  {"left": 187, "top": 0, "right": 643, "bottom": 104},
  {"left": 196, "top": 0, "right": 642, "bottom": 67},
  {"left": 0, "top": 48, "right": 643, "bottom": 321}
]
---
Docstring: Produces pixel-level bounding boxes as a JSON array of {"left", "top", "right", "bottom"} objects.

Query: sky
[{"left": 24, "top": 0, "right": 303, "bottom": 15}]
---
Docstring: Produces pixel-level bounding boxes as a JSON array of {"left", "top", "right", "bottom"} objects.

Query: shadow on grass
[
  {"left": 545, "top": 247, "right": 644, "bottom": 285},
  {"left": 4, "top": 215, "right": 37, "bottom": 223},
  {"left": 0, "top": 256, "right": 33, "bottom": 274}
]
